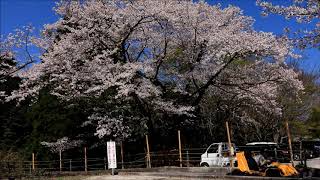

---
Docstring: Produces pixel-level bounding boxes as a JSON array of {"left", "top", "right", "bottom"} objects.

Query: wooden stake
[
  {"left": 84, "top": 147, "right": 88, "bottom": 173},
  {"left": 145, "top": 135, "right": 151, "bottom": 168},
  {"left": 32, "top": 153, "right": 35, "bottom": 171},
  {"left": 178, "top": 130, "right": 182, "bottom": 167},
  {"left": 226, "top": 121, "right": 234, "bottom": 168},
  {"left": 59, "top": 149, "right": 62, "bottom": 172},
  {"left": 286, "top": 121, "right": 294, "bottom": 165},
  {"left": 121, "top": 141, "right": 124, "bottom": 169}
]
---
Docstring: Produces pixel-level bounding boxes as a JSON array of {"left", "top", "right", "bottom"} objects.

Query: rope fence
[
  {"left": 1, "top": 146, "right": 312, "bottom": 177},
  {"left": 1, "top": 130, "right": 318, "bottom": 178}
]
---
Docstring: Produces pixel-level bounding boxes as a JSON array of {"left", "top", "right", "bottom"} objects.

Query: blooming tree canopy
[
  {"left": 9, "top": 0, "right": 304, "bottom": 139},
  {"left": 257, "top": 0, "right": 320, "bottom": 49},
  {"left": 0, "top": 26, "right": 36, "bottom": 101},
  {"left": 0, "top": 26, "right": 36, "bottom": 78},
  {"left": 41, "top": 137, "right": 82, "bottom": 153}
]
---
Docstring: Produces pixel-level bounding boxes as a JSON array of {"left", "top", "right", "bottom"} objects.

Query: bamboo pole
[
  {"left": 226, "top": 121, "right": 234, "bottom": 168},
  {"left": 286, "top": 121, "right": 294, "bottom": 165},
  {"left": 145, "top": 135, "right": 151, "bottom": 168},
  {"left": 178, "top": 130, "right": 182, "bottom": 167},
  {"left": 84, "top": 147, "right": 88, "bottom": 173},
  {"left": 32, "top": 153, "right": 35, "bottom": 171},
  {"left": 121, "top": 141, "right": 124, "bottom": 169},
  {"left": 59, "top": 149, "right": 62, "bottom": 172}
]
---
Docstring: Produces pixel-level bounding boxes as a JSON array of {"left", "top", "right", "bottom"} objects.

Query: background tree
[{"left": 0, "top": 27, "right": 36, "bottom": 152}]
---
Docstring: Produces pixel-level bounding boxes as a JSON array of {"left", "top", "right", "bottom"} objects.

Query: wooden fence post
[
  {"left": 286, "top": 120, "right": 294, "bottom": 165},
  {"left": 32, "top": 153, "right": 35, "bottom": 172},
  {"left": 145, "top": 135, "right": 151, "bottom": 168},
  {"left": 226, "top": 121, "right": 234, "bottom": 168},
  {"left": 178, "top": 130, "right": 182, "bottom": 167},
  {"left": 59, "top": 149, "right": 62, "bottom": 172},
  {"left": 84, "top": 147, "right": 88, "bottom": 173}
]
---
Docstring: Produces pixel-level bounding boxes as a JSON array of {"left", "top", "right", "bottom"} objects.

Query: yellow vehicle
[{"left": 232, "top": 151, "right": 299, "bottom": 177}]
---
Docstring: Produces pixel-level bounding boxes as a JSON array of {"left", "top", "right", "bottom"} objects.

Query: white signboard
[{"left": 107, "top": 141, "right": 117, "bottom": 169}]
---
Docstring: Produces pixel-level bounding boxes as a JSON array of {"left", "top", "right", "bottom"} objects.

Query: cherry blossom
[
  {"left": 41, "top": 137, "right": 82, "bottom": 153},
  {"left": 8, "top": 0, "right": 304, "bottom": 139},
  {"left": 257, "top": 0, "right": 320, "bottom": 49}
]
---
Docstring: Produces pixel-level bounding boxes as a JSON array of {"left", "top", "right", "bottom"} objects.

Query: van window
[{"left": 208, "top": 144, "right": 219, "bottom": 153}]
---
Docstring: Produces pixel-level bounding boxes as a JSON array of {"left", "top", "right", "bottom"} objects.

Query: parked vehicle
[
  {"left": 280, "top": 138, "right": 320, "bottom": 160},
  {"left": 200, "top": 142, "right": 236, "bottom": 167},
  {"left": 243, "top": 142, "right": 290, "bottom": 163},
  {"left": 230, "top": 151, "right": 299, "bottom": 177},
  {"left": 292, "top": 139, "right": 320, "bottom": 160}
]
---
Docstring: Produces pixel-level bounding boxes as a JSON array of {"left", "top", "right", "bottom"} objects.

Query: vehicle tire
[{"left": 200, "top": 162, "right": 209, "bottom": 167}]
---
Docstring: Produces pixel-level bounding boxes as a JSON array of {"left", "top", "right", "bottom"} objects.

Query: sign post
[{"left": 107, "top": 141, "right": 117, "bottom": 175}]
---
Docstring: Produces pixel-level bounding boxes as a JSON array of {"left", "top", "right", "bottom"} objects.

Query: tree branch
[{"left": 192, "top": 52, "right": 239, "bottom": 106}]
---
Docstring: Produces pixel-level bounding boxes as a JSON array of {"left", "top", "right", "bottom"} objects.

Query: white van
[{"left": 200, "top": 142, "right": 236, "bottom": 167}]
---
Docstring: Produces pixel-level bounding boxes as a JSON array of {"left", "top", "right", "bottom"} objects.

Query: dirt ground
[
  {"left": 23, "top": 175, "right": 194, "bottom": 180},
  {"left": 84, "top": 175, "right": 198, "bottom": 180}
]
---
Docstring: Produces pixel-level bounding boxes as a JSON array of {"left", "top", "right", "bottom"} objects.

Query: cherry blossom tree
[
  {"left": 257, "top": 0, "right": 320, "bottom": 49},
  {"left": 0, "top": 49, "right": 17, "bottom": 100},
  {"left": 0, "top": 26, "right": 36, "bottom": 79},
  {"left": 41, "top": 137, "right": 82, "bottom": 153},
  {"left": 1, "top": 26, "right": 37, "bottom": 102},
  {"left": 41, "top": 137, "right": 82, "bottom": 171},
  {"left": 9, "top": 0, "right": 303, "bottom": 140}
]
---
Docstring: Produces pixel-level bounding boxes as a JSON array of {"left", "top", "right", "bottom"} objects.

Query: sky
[{"left": 1, "top": 0, "right": 319, "bottom": 71}]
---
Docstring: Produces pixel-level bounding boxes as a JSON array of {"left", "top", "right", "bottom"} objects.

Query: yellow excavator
[{"left": 231, "top": 151, "right": 299, "bottom": 177}]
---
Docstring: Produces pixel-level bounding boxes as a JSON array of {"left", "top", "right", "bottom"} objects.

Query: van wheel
[{"left": 200, "top": 162, "right": 209, "bottom": 167}]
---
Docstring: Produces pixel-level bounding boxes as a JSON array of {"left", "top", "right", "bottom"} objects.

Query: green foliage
[
  {"left": 22, "top": 89, "right": 87, "bottom": 160},
  {"left": 163, "top": 47, "right": 192, "bottom": 74},
  {"left": 291, "top": 106, "right": 320, "bottom": 139},
  {"left": 26, "top": 90, "right": 77, "bottom": 139},
  {"left": 231, "top": 58, "right": 252, "bottom": 66},
  {"left": 307, "top": 106, "right": 320, "bottom": 138}
]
